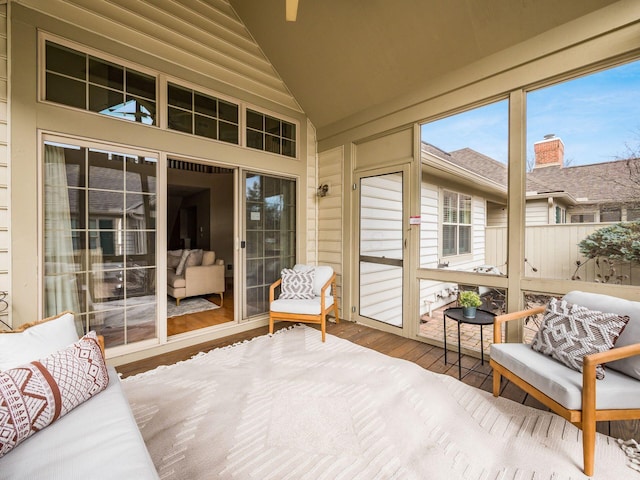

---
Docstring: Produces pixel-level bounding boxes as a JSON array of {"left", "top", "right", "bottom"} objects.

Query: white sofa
[
  {"left": 167, "top": 249, "right": 225, "bottom": 306},
  {"left": 0, "top": 313, "right": 158, "bottom": 479}
]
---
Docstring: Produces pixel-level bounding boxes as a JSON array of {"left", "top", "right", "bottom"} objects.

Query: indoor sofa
[
  {"left": 0, "top": 312, "right": 159, "bottom": 479},
  {"left": 167, "top": 248, "right": 225, "bottom": 306}
]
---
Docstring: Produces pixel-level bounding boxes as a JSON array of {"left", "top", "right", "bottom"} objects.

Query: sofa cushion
[
  {"left": 0, "top": 312, "right": 79, "bottom": 371},
  {"left": 531, "top": 298, "right": 629, "bottom": 379},
  {"left": 167, "top": 249, "right": 183, "bottom": 269},
  {"left": 0, "top": 331, "right": 109, "bottom": 458},
  {"left": 492, "top": 342, "right": 640, "bottom": 410},
  {"left": 279, "top": 268, "right": 315, "bottom": 300},
  {"left": 202, "top": 251, "right": 216, "bottom": 266},
  {"left": 564, "top": 291, "right": 640, "bottom": 380},
  {"left": 271, "top": 296, "right": 335, "bottom": 315}
]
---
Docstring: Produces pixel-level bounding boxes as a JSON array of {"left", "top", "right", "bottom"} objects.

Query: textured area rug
[
  {"left": 166, "top": 296, "right": 219, "bottom": 318},
  {"left": 121, "top": 325, "right": 634, "bottom": 480}
]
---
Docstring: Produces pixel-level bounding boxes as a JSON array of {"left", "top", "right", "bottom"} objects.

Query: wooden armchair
[
  {"left": 490, "top": 292, "right": 640, "bottom": 476},
  {"left": 269, "top": 265, "right": 340, "bottom": 342}
]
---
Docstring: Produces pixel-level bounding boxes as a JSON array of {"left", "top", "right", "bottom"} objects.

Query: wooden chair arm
[
  {"left": 583, "top": 342, "right": 640, "bottom": 366},
  {"left": 269, "top": 278, "right": 282, "bottom": 303},
  {"left": 319, "top": 273, "right": 336, "bottom": 310},
  {"left": 493, "top": 306, "right": 546, "bottom": 343}
]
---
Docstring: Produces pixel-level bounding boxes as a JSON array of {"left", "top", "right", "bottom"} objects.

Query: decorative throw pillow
[
  {"left": 0, "top": 311, "right": 80, "bottom": 371},
  {"left": 0, "top": 331, "right": 109, "bottom": 458},
  {"left": 186, "top": 249, "right": 204, "bottom": 268},
  {"left": 167, "top": 249, "right": 183, "bottom": 269},
  {"left": 279, "top": 268, "right": 315, "bottom": 300},
  {"left": 531, "top": 298, "right": 629, "bottom": 379},
  {"left": 175, "top": 249, "right": 192, "bottom": 276}
]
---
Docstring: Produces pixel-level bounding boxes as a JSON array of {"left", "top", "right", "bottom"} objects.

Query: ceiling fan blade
[{"left": 286, "top": 0, "right": 298, "bottom": 22}]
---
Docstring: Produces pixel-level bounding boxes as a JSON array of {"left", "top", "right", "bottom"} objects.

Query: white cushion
[
  {"left": 293, "top": 264, "right": 334, "bottom": 297},
  {"left": 271, "top": 296, "right": 334, "bottom": 315},
  {"left": 0, "top": 312, "right": 79, "bottom": 371},
  {"left": 491, "top": 342, "right": 640, "bottom": 410},
  {"left": 564, "top": 291, "right": 640, "bottom": 380}
]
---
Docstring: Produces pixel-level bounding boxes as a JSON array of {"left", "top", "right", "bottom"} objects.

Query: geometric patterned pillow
[
  {"left": 279, "top": 268, "right": 315, "bottom": 300},
  {"left": 0, "top": 331, "right": 109, "bottom": 458},
  {"left": 531, "top": 298, "right": 629, "bottom": 379}
]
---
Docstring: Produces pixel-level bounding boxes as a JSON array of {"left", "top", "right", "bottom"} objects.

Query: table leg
[
  {"left": 457, "top": 320, "right": 462, "bottom": 380},
  {"left": 480, "top": 324, "right": 484, "bottom": 365},
  {"left": 443, "top": 315, "right": 448, "bottom": 365}
]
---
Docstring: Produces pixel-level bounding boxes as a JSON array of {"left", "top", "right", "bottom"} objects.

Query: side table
[{"left": 443, "top": 307, "right": 496, "bottom": 380}]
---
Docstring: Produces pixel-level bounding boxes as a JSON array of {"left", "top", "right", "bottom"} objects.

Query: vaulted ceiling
[{"left": 228, "top": 0, "right": 620, "bottom": 131}]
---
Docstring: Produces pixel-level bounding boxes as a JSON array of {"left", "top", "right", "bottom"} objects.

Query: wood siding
[
  {"left": 317, "top": 146, "right": 343, "bottom": 317},
  {"left": 0, "top": 4, "right": 8, "bottom": 328}
]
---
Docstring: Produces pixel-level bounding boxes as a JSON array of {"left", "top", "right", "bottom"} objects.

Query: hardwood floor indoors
[
  {"left": 167, "top": 288, "right": 234, "bottom": 336},
  {"left": 117, "top": 319, "right": 640, "bottom": 440}
]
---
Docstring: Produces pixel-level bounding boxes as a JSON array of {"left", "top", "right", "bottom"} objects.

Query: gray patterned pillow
[
  {"left": 531, "top": 298, "right": 629, "bottom": 379},
  {"left": 279, "top": 268, "right": 315, "bottom": 300}
]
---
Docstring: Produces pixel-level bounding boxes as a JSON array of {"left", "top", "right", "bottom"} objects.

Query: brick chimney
[{"left": 533, "top": 134, "right": 564, "bottom": 168}]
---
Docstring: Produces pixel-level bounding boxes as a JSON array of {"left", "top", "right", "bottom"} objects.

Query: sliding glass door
[
  {"left": 43, "top": 137, "right": 157, "bottom": 348},
  {"left": 243, "top": 172, "right": 296, "bottom": 318}
]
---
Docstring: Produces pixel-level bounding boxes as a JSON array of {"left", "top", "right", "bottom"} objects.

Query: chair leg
[
  {"left": 219, "top": 292, "right": 224, "bottom": 307},
  {"left": 321, "top": 316, "right": 326, "bottom": 342},
  {"left": 492, "top": 370, "right": 501, "bottom": 397},
  {"left": 583, "top": 412, "right": 596, "bottom": 476},
  {"left": 269, "top": 314, "right": 274, "bottom": 335},
  {"left": 176, "top": 298, "right": 180, "bottom": 306}
]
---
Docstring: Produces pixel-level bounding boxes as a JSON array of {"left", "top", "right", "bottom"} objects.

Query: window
[
  {"left": 627, "top": 208, "right": 640, "bottom": 221},
  {"left": 442, "top": 190, "right": 471, "bottom": 256},
  {"left": 43, "top": 139, "right": 157, "bottom": 348},
  {"left": 600, "top": 207, "right": 621, "bottom": 222},
  {"left": 571, "top": 213, "right": 595, "bottom": 223},
  {"left": 246, "top": 109, "right": 297, "bottom": 158},
  {"left": 167, "top": 82, "right": 239, "bottom": 144},
  {"left": 44, "top": 41, "right": 156, "bottom": 125},
  {"left": 555, "top": 206, "right": 566, "bottom": 223}
]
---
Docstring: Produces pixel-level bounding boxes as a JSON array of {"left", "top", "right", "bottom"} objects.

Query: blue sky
[{"left": 421, "top": 59, "right": 640, "bottom": 166}]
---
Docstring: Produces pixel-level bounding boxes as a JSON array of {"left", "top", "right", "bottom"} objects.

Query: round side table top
[{"left": 443, "top": 307, "right": 496, "bottom": 326}]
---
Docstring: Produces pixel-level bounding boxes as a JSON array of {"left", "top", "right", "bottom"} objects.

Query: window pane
[
  {"left": 168, "top": 83, "right": 192, "bottom": 110},
  {"left": 265, "top": 134, "right": 280, "bottom": 154},
  {"left": 194, "top": 114, "right": 217, "bottom": 139},
  {"left": 282, "top": 139, "right": 295, "bottom": 157},
  {"left": 126, "top": 70, "right": 155, "bottom": 100},
  {"left": 89, "top": 84, "right": 124, "bottom": 114},
  {"left": 246, "top": 110, "right": 263, "bottom": 130},
  {"left": 247, "top": 129, "right": 263, "bottom": 150},
  {"left": 265, "top": 116, "right": 280, "bottom": 135},
  {"left": 442, "top": 225, "right": 456, "bottom": 256},
  {"left": 526, "top": 59, "right": 640, "bottom": 286},
  {"left": 125, "top": 96, "right": 156, "bottom": 125},
  {"left": 168, "top": 107, "right": 192, "bottom": 133},
  {"left": 219, "top": 121, "right": 239, "bottom": 144},
  {"left": 282, "top": 122, "right": 296, "bottom": 140},
  {"left": 421, "top": 100, "right": 508, "bottom": 273},
  {"left": 219, "top": 100, "right": 238, "bottom": 123},
  {"left": 46, "top": 42, "right": 86, "bottom": 80},
  {"left": 194, "top": 92, "right": 216, "bottom": 117},
  {"left": 46, "top": 73, "right": 86, "bottom": 109},
  {"left": 88, "top": 150, "right": 124, "bottom": 190},
  {"left": 89, "top": 57, "right": 123, "bottom": 90}
]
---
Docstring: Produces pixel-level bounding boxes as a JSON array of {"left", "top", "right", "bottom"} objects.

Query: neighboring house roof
[{"left": 422, "top": 141, "right": 640, "bottom": 206}]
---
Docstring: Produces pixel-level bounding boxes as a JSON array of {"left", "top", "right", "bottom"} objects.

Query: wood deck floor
[{"left": 116, "top": 319, "right": 640, "bottom": 440}]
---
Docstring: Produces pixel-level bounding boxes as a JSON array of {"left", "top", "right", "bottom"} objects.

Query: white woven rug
[{"left": 121, "top": 325, "right": 635, "bottom": 480}]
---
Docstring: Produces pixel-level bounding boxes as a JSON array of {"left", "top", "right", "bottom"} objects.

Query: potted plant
[{"left": 459, "top": 290, "right": 482, "bottom": 318}]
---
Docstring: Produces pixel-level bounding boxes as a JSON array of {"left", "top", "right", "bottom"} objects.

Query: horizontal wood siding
[
  {"left": 526, "top": 200, "right": 549, "bottom": 225},
  {"left": 306, "top": 119, "right": 317, "bottom": 265},
  {"left": 0, "top": 4, "right": 8, "bottom": 327},
  {"left": 317, "top": 147, "right": 343, "bottom": 317}
]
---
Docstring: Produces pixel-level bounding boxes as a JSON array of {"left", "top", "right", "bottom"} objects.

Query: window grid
[
  {"left": 167, "top": 82, "right": 239, "bottom": 144},
  {"left": 45, "top": 41, "right": 157, "bottom": 125},
  {"left": 246, "top": 109, "right": 297, "bottom": 158},
  {"left": 442, "top": 190, "right": 472, "bottom": 257}
]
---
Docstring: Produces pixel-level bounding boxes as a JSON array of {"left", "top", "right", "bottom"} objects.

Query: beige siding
[
  {"left": 305, "top": 119, "right": 318, "bottom": 264},
  {"left": 526, "top": 199, "right": 550, "bottom": 225},
  {"left": 0, "top": 3, "right": 8, "bottom": 328},
  {"left": 317, "top": 146, "right": 343, "bottom": 317}
]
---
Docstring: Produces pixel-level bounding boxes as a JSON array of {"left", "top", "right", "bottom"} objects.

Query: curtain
[{"left": 44, "top": 144, "right": 81, "bottom": 317}]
